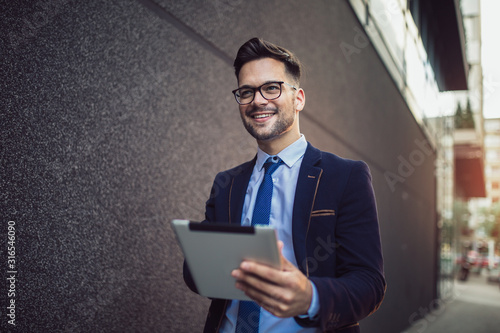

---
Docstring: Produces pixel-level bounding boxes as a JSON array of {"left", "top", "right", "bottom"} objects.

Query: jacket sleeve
[{"left": 296, "top": 161, "right": 386, "bottom": 331}]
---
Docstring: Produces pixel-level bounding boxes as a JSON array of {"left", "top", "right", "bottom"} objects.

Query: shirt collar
[{"left": 255, "top": 134, "right": 307, "bottom": 171}]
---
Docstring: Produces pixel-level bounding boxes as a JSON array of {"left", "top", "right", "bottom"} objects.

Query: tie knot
[{"left": 264, "top": 156, "right": 283, "bottom": 175}]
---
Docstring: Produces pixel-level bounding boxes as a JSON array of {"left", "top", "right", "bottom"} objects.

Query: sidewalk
[{"left": 402, "top": 271, "right": 500, "bottom": 333}]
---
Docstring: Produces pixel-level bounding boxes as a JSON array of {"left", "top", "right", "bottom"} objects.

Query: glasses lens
[
  {"left": 261, "top": 82, "right": 282, "bottom": 100},
  {"left": 236, "top": 88, "right": 254, "bottom": 104}
]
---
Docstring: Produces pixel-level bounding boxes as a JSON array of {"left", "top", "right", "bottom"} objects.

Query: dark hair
[{"left": 233, "top": 37, "right": 302, "bottom": 83}]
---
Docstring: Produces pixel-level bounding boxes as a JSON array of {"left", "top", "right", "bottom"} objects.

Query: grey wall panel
[{"left": 2, "top": 1, "right": 438, "bottom": 332}]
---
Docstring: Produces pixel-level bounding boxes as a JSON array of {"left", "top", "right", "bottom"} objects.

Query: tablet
[{"left": 172, "top": 219, "right": 281, "bottom": 301}]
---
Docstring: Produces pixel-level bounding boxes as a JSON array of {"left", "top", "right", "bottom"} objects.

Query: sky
[{"left": 481, "top": 0, "right": 500, "bottom": 119}]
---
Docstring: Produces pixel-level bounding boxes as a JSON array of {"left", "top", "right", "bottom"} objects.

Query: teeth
[{"left": 254, "top": 114, "right": 272, "bottom": 119}]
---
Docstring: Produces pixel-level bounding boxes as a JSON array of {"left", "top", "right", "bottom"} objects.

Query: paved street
[{"left": 402, "top": 271, "right": 500, "bottom": 333}]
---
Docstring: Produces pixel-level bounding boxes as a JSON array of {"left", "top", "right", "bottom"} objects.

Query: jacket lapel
[{"left": 292, "top": 143, "right": 323, "bottom": 273}]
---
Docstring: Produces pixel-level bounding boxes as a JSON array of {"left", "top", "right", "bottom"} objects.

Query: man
[{"left": 184, "top": 37, "right": 385, "bottom": 332}]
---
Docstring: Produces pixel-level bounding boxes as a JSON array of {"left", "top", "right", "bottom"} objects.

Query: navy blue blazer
[{"left": 184, "top": 143, "right": 386, "bottom": 332}]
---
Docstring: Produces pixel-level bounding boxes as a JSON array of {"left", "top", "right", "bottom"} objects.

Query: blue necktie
[{"left": 236, "top": 157, "right": 283, "bottom": 333}]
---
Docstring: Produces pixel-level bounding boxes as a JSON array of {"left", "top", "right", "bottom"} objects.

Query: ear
[{"left": 295, "top": 88, "right": 305, "bottom": 113}]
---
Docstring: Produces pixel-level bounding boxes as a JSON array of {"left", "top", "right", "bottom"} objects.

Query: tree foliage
[
  {"left": 477, "top": 202, "right": 500, "bottom": 239},
  {"left": 454, "top": 200, "right": 472, "bottom": 236},
  {"left": 454, "top": 99, "right": 475, "bottom": 129}
]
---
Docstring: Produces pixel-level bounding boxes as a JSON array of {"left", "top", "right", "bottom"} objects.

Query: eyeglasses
[{"left": 232, "top": 81, "right": 297, "bottom": 105}]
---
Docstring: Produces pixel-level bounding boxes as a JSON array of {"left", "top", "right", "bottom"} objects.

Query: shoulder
[
  {"left": 209, "top": 158, "right": 255, "bottom": 197},
  {"left": 306, "top": 143, "right": 369, "bottom": 174},
  {"left": 215, "top": 158, "right": 255, "bottom": 180},
  {"left": 206, "top": 158, "right": 255, "bottom": 206}
]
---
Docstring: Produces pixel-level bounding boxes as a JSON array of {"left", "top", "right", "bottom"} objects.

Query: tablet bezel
[{"left": 172, "top": 219, "right": 281, "bottom": 301}]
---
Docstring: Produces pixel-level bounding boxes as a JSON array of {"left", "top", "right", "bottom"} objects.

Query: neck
[{"left": 257, "top": 130, "right": 301, "bottom": 155}]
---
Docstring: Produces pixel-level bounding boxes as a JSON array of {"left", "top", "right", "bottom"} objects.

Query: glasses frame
[{"left": 232, "top": 81, "right": 297, "bottom": 105}]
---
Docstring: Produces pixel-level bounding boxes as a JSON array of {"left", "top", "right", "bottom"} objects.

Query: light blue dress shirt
[{"left": 220, "top": 135, "right": 320, "bottom": 333}]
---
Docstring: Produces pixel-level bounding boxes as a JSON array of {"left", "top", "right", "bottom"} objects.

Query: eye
[
  {"left": 238, "top": 89, "right": 254, "bottom": 98},
  {"left": 263, "top": 83, "right": 281, "bottom": 93}
]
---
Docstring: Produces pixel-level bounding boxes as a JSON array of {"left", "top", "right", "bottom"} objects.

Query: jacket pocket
[{"left": 311, "top": 209, "right": 336, "bottom": 217}]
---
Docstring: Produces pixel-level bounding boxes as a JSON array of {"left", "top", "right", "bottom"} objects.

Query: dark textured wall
[{"left": 1, "top": 1, "right": 437, "bottom": 332}]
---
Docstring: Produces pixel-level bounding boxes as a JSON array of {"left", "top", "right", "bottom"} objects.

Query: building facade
[{"left": 484, "top": 118, "right": 500, "bottom": 204}]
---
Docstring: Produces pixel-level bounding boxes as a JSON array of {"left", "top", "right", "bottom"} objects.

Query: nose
[{"left": 252, "top": 89, "right": 269, "bottom": 105}]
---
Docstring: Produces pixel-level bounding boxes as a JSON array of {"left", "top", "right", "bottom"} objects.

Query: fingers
[
  {"left": 233, "top": 265, "right": 281, "bottom": 297},
  {"left": 230, "top": 240, "right": 313, "bottom": 317},
  {"left": 234, "top": 275, "right": 293, "bottom": 318},
  {"left": 232, "top": 261, "right": 312, "bottom": 317},
  {"left": 235, "top": 274, "right": 311, "bottom": 318},
  {"left": 232, "top": 263, "right": 288, "bottom": 312},
  {"left": 236, "top": 261, "right": 283, "bottom": 284}
]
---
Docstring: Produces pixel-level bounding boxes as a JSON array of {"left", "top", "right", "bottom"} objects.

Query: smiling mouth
[{"left": 253, "top": 113, "right": 274, "bottom": 119}]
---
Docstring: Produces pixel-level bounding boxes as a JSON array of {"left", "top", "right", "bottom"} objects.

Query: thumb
[
  {"left": 277, "top": 240, "right": 295, "bottom": 271},
  {"left": 277, "top": 240, "right": 285, "bottom": 253}
]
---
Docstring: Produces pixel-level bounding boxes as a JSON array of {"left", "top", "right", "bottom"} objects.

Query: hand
[{"left": 231, "top": 241, "right": 313, "bottom": 318}]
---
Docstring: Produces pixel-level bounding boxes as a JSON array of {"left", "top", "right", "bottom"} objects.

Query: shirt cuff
[{"left": 297, "top": 281, "right": 320, "bottom": 319}]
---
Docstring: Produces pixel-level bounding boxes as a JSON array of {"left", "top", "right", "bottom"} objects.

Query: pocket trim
[{"left": 311, "top": 209, "right": 336, "bottom": 217}]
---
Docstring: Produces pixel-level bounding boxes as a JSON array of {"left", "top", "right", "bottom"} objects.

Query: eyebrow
[{"left": 237, "top": 80, "right": 281, "bottom": 89}]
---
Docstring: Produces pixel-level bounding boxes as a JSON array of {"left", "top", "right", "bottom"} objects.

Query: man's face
[{"left": 236, "top": 58, "right": 304, "bottom": 143}]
